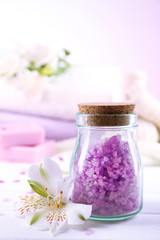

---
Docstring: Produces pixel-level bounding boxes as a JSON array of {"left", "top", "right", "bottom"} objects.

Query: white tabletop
[{"left": 0, "top": 162, "right": 160, "bottom": 240}]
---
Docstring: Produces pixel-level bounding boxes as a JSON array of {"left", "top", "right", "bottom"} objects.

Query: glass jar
[{"left": 70, "top": 112, "right": 143, "bottom": 221}]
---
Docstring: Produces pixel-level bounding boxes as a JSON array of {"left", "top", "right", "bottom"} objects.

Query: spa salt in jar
[{"left": 70, "top": 103, "right": 143, "bottom": 220}]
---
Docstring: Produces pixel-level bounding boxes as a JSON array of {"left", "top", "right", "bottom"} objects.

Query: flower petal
[
  {"left": 58, "top": 176, "right": 74, "bottom": 203},
  {"left": 49, "top": 210, "right": 67, "bottom": 236},
  {"left": 39, "top": 163, "right": 49, "bottom": 182},
  {"left": 42, "top": 158, "right": 63, "bottom": 183},
  {"left": 28, "top": 159, "right": 63, "bottom": 197},
  {"left": 28, "top": 163, "right": 44, "bottom": 187},
  {"left": 25, "top": 211, "right": 50, "bottom": 231},
  {"left": 66, "top": 203, "right": 92, "bottom": 225},
  {"left": 15, "top": 194, "right": 48, "bottom": 216},
  {"left": 30, "top": 211, "right": 45, "bottom": 225},
  {"left": 42, "top": 158, "right": 63, "bottom": 195},
  {"left": 28, "top": 180, "right": 48, "bottom": 197}
]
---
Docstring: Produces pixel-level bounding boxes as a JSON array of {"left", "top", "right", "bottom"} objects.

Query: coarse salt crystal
[{"left": 72, "top": 134, "right": 140, "bottom": 216}]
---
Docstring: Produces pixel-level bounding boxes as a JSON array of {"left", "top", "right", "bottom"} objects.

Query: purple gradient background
[{"left": 0, "top": 0, "right": 159, "bottom": 99}]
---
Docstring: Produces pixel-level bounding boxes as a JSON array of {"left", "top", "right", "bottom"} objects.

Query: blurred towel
[
  {"left": 137, "top": 118, "right": 159, "bottom": 142},
  {"left": 138, "top": 141, "right": 160, "bottom": 166},
  {"left": 123, "top": 71, "right": 160, "bottom": 129},
  {"left": 0, "top": 67, "right": 121, "bottom": 120},
  {"left": 0, "top": 110, "right": 76, "bottom": 141}
]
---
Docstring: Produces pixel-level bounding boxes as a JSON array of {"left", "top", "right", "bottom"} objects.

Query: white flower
[
  {"left": 15, "top": 158, "right": 92, "bottom": 236},
  {"left": 21, "top": 45, "right": 58, "bottom": 68},
  {"left": 0, "top": 54, "right": 27, "bottom": 78},
  {"left": 14, "top": 69, "right": 49, "bottom": 100}
]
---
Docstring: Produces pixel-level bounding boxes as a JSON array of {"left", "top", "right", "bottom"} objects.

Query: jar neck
[{"left": 76, "top": 113, "right": 137, "bottom": 129}]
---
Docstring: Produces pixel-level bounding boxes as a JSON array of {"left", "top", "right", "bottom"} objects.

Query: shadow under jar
[{"left": 70, "top": 103, "right": 143, "bottom": 221}]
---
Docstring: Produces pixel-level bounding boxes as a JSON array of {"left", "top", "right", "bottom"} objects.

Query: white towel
[
  {"left": 0, "top": 66, "right": 121, "bottom": 120},
  {"left": 137, "top": 118, "right": 159, "bottom": 142}
]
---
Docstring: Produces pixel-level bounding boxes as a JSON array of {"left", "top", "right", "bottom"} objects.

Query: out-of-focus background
[
  {"left": 0, "top": 0, "right": 160, "bottom": 98},
  {"left": 0, "top": 0, "right": 160, "bottom": 167}
]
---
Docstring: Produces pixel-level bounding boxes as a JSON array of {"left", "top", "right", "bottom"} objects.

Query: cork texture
[
  {"left": 78, "top": 102, "right": 135, "bottom": 114},
  {"left": 78, "top": 102, "right": 135, "bottom": 126}
]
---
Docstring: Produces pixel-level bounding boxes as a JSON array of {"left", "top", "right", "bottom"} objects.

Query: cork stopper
[{"left": 78, "top": 102, "right": 135, "bottom": 126}]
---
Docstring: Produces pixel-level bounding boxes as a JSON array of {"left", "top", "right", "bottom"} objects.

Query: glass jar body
[{"left": 70, "top": 118, "right": 143, "bottom": 221}]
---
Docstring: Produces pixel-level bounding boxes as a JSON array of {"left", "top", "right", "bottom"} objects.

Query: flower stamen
[{"left": 59, "top": 190, "right": 64, "bottom": 201}]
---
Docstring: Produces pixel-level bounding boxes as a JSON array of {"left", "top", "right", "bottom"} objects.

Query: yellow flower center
[{"left": 45, "top": 188, "right": 65, "bottom": 209}]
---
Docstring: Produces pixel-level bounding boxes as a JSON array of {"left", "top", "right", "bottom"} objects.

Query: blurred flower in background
[{"left": 0, "top": 45, "right": 71, "bottom": 98}]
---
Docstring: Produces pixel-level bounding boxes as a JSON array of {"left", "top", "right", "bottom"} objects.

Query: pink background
[{"left": 0, "top": 0, "right": 159, "bottom": 99}]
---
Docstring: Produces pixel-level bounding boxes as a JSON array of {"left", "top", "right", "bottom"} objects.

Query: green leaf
[
  {"left": 28, "top": 61, "right": 54, "bottom": 77},
  {"left": 78, "top": 214, "right": 86, "bottom": 221},
  {"left": 27, "top": 61, "right": 37, "bottom": 71},
  {"left": 39, "top": 163, "right": 49, "bottom": 181},
  {"left": 28, "top": 180, "right": 48, "bottom": 197},
  {"left": 30, "top": 211, "right": 44, "bottom": 225},
  {"left": 64, "top": 49, "right": 70, "bottom": 56}
]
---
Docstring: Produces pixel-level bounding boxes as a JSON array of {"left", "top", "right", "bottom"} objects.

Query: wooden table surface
[{"left": 0, "top": 162, "right": 160, "bottom": 240}]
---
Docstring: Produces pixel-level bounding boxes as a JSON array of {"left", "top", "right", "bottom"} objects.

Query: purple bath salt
[{"left": 72, "top": 134, "right": 140, "bottom": 216}]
